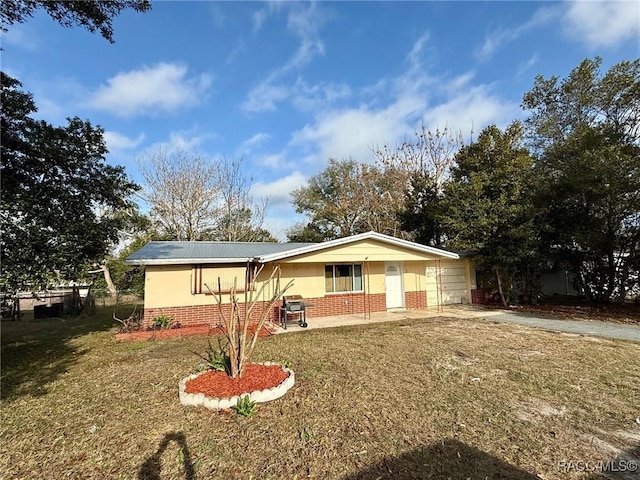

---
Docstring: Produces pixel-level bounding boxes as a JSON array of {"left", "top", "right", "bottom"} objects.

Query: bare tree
[
  {"left": 373, "top": 122, "right": 464, "bottom": 191},
  {"left": 204, "top": 264, "right": 293, "bottom": 378},
  {"left": 216, "top": 158, "right": 270, "bottom": 242},
  {"left": 138, "top": 150, "right": 271, "bottom": 241}
]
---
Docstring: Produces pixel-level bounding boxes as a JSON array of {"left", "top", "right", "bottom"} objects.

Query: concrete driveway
[{"left": 275, "top": 305, "right": 640, "bottom": 342}]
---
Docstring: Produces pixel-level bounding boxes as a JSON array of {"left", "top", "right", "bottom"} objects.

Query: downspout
[
  {"left": 362, "top": 257, "right": 369, "bottom": 320},
  {"left": 436, "top": 259, "right": 443, "bottom": 313},
  {"left": 365, "top": 258, "right": 371, "bottom": 320}
]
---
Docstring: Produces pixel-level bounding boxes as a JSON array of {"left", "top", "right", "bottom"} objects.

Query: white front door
[{"left": 385, "top": 262, "right": 404, "bottom": 308}]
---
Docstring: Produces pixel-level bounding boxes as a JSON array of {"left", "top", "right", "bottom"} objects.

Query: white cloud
[
  {"left": 104, "top": 131, "right": 146, "bottom": 151},
  {"left": 144, "top": 130, "right": 214, "bottom": 154},
  {"left": 423, "top": 84, "right": 518, "bottom": 136},
  {"left": 291, "top": 103, "right": 419, "bottom": 164},
  {"left": 475, "top": 5, "right": 558, "bottom": 60},
  {"left": 255, "top": 153, "right": 289, "bottom": 169},
  {"left": 244, "top": 77, "right": 351, "bottom": 113},
  {"left": 34, "top": 96, "right": 65, "bottom": 123},
  {"left": 242, "top": 83, "right": 290, "bottom": 112},
  {"left": 562, "top": 1, "right": 640, "bottom": 48},
  {"left": 517, "top": 54, "right": 539, "bottom": 78},
  {"left": 291, "top": 79, "right": 352, "bottom": 112},
  {"left": 406, "top": 32, "right": 430, "bottom": 68},
  {"left": 88, "top": 63, "right": 212, "bottom": 117},
  {"left": 242, "top": 2, "right": 327, "bottom": 112},
  {"left": 251, "top": 171, "right": 307, "bottom": 206},
  {"left": 2, "top": 24, "right": 40, "bottom": 50},
  {"left": 238, "top": 132, "right": 272, "bottom": 155},
  {"left": 252, "top": 7, "right": 269, "bottom": 32},
  {"left": 286, "top": 34, "right": 518, "bottom": 168},
  {"left": 477, "top": 2, "right": 638, "bottom": 60}
]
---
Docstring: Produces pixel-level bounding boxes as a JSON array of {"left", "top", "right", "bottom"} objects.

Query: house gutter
[{"left": 125, "top": 257, "right": 256, "bottom": 266}]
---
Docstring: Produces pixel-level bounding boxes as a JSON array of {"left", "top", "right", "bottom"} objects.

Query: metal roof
[
  {"left": 126, "top": 241, "right": 316, "bottom": 265},
  {"left": 126, "top": 232, "right": 459, "bottom": 266}
]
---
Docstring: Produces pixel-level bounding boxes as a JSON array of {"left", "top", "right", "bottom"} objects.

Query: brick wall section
[
  {"left": 305, "top": 292, "right": 387, "bottom": 318},
  {"left": 405, "top": 290, "right": 427, "bottom": 309},
  {"left": 143, "top": 292, "right": 390, "bottom": 327},
  {"left": 143, "top": 301, "right": 278, "bottom": 328}
]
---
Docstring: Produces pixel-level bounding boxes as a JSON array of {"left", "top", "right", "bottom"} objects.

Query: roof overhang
[
  {"left": 256, "top": 231, "right": 459, "bottom": 262},
  {"left": 126, "top": 257, "right": 255, "bottom": 266}
]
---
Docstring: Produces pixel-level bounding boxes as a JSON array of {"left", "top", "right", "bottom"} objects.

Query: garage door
[{"left": 426, "top": 260, "right": 469, "bottom": 305}]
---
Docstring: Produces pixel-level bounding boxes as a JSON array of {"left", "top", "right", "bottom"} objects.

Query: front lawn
[{"left": 1, "top": 306, "right": 638, "bottom": 479}]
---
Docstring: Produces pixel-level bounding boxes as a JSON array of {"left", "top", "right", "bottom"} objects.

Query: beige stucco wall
[
  {"left": 283, "top": 239, "right": 443, "bottom": 263},
  {"left": 143, "top": 246, "right": 476, "bottom": 310}
]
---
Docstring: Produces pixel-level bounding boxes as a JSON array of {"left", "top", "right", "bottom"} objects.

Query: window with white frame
[{"left": 324, "top": 264, "right": 363, "bottom": 293}]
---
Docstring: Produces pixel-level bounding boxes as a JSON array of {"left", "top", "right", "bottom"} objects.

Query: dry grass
[{"left": 1, "top": 306, "right": 639, "bottom": 479}]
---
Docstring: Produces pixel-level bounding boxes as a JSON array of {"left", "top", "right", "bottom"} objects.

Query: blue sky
[{"left": 3, "top": 1, "right": 639, "bottom": 239}]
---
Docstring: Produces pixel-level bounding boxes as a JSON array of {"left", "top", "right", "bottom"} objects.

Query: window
[
  {"left": 192, "top": 264, "right": 256, "bottom": 294},
  {"left": 324, "top": 264, "right": 363, "bottom": 293}
]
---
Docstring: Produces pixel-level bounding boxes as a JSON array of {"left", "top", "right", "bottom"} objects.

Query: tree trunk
[
  {"left": 102, "top": 264, "right": 117, "bottom": 296},
  {"left": 495, "top": 269, "right": 508, "bottom": 307},
  {"left": 11, "top": 294, "right": 21, "bottom": 320}
]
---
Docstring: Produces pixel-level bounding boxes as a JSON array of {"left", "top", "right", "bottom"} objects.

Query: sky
[{"left": 3, "top": 1, "right": 639, "bottom": 240}]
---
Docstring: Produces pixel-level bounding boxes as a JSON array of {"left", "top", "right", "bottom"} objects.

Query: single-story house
[{"left": 126, "top": 231, "right": 476, "bottom": 327}]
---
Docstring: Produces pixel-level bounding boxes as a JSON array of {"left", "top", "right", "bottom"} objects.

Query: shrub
[
  {"left": 194, "top": 339, "right": 230, "bottom": 374},
  {"left": 231, "top": 395, "right": 258, "bottom": 417},
  {"left": 112, "top": 305, "right": 142, "bottom": 333},
  {"left": 150, "top": 314, "right": 173, "bottom": 330}
]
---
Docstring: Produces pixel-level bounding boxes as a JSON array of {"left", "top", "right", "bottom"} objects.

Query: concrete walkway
[{"left": 273, "top": 305, "right": 640, "bottom": 342}]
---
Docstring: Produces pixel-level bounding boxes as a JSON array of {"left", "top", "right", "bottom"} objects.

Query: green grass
[{"left": 1, "top": 306, "right": 638, "bottom": 479}]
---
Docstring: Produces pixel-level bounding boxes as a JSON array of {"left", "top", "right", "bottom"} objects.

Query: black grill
[{"left": 280, "top": 295, "right": 309, "bottom": 329}]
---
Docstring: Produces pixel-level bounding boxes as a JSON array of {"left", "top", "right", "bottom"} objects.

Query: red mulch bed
[
  {"left": 115, "top": 323, "right": 276, "bottom": 342},
  {"left": 185, "top": 363, "right": 289, "bottom": 398}
]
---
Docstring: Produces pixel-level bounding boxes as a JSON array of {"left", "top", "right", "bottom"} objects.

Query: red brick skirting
[
  {"left": 306, "top": 292, "right": 386, "bottom": 317},
  {"left": 143, "top": 302, "right": 277, "bottom": 328},
  {"left": 143, "top": 291, "right": 428, "bottom": 328},
  {"left": 405, "top": 290, "right": 427, "bottom": 309}
]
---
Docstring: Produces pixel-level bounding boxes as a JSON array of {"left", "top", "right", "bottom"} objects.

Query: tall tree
[
  {"left": 1, "top": 73, "right": 139, "bottom": 291},
  {"left": 139, "top": 151, "right": 271, "bottom": 242},
  {"left": 523, "top": 58, "right": 640, "bottom": 302},
  {"left": 374, "top": 123, "right": 464, "bottom": 246},
  {"left": 523, "top": 57, "right": 639, "bottom": 151},
  {"left": 286, "top": 222, "right": 325, "bottom": 243},
  {"left": 291, "top": 158, "right": 403, "bottom": 240},
  {"left": 398, "top": 172, "right": 444, "bottom": 247},
  {"left": 1, "top": 0, "right": 151, "bottom": 42},
  {"left": 440, "top": 122, "right": 537, "bottom": 306}
]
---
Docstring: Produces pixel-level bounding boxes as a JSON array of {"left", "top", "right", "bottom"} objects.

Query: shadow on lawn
[
  {"left": 138, "top": 432, "right": 196, "bottom": 480},
  {"left": 0, "top": 304, "right": 138, "bottom": 402},
  {"left": 343, "top": 439, "right": 540, "bottom": 480}
]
